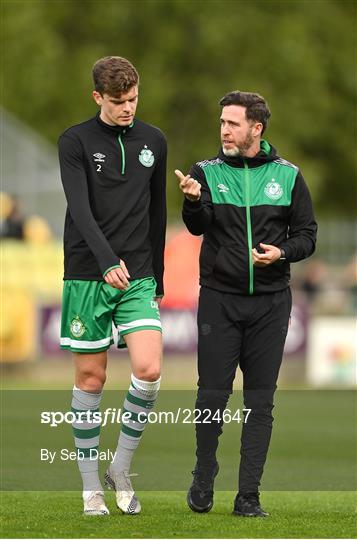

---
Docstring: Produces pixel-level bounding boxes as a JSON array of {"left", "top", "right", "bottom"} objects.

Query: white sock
[
  {"left": 111, "top": 374, "right": 161, "bottom": 474},
  {"left": 71, "top": 385, "right": 103, "bottom": 492}
]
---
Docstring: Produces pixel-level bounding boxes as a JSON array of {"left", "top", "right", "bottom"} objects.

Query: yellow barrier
[
  {"left": 1, "top": 240, "right": 63, "bottom": 361},
  {"left": 0, "top": 286, "right": 36, "bottom": 362},
  {"left": 1, "top": 240, "right": 63, "bottom": 301}
]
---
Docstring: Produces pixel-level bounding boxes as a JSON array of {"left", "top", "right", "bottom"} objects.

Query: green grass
[
  {"left": 1, "top": 491, "right": 356, "bottom": 538},
  {"left": 2, "top": 390, "right": 356, "bottom": 492},
  {"left": 2, "top": 385, "right": 356, "bottom": 537}
]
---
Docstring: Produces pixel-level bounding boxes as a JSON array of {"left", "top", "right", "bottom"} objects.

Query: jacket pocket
[
  {"left": 199, "top": 241, "right": 217, "bottom": 279},
  {"left": 253, "top": 262, "right": 289, "bottom": 291},
  {"left": 213, "top": 244, "right": 248, "bottom": 288}
]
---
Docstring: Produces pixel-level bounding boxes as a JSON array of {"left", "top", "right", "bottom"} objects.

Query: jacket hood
[{"left": 218, "top": 139, "right": 278, "bottom": 168}]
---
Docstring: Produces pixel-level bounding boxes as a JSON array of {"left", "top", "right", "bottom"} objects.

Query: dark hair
[
  {"left": 92, "top": 56, "right": 139, "bottom": 97},
  {"left": 219, "top": 91, "right": 271, "bottom": 134}
]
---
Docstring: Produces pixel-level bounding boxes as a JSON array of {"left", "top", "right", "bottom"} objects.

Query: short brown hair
[
  {"left": 92, "top": 56, "right": 139, "bottom": 97},
  {"left": 219, "top": 91, "right": 271, "bottom": 134}
]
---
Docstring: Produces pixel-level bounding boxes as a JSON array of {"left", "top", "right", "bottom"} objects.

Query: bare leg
[
  {"left": 125, "top": 330, "right": 162, "bottom": 381},
  {"left": 109, "top": 330, "right": 162, "bottom": 503},
  {"left": 73, "top": 351, "right": 107, "bottom": 392}
]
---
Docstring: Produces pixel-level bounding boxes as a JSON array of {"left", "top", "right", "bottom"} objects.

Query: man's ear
[
  {"left": 253, "top": 122, "right": 263, "bottom": 137},
  {"left": 92, "top": 91, "right": 103, "bottom": 106}
]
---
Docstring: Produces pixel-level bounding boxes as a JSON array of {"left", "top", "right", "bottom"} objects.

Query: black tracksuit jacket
[
  {"left": 182, "top": 142, "right": 317, "bottom": 295},
  {"left": 58, "top": 114, "right": 167, "bottom": 296}
]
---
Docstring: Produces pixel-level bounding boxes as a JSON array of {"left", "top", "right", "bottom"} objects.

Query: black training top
[
  {"left": 182, "top": 141, "right": 317, "bottom": 295},
  {"left": 58, "top": 113, "right": 167, "bottom": 296}
]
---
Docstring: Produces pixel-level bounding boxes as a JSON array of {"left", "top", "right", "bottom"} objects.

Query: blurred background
[{"left": 1, "top": 0, "right": 356, "bottom": 389}]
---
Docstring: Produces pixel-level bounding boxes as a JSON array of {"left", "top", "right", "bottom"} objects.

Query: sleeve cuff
[
  {"left": 278, "top": 244, "right": 292, "bottom": 261},
  {"left": 103, "top": 264, "right": 121, "bottom": 277},
  {"left": 184, "top": 198, "right": 201, "bottom": 205},
  {"left": 183, "top": 199, "right": 202, "bottom": 212}
]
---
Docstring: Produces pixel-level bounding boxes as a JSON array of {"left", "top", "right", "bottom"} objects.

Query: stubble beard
[{"left": 222, "top": 131, "right": 255, "bottom": 158}]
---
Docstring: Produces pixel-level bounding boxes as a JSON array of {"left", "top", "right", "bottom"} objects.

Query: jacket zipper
[
  {"left": 118, "top": 130, "right": 126, "bottom": 175},
  {"left": 243, "top": 160, "right": 254, "bottom": 294}
]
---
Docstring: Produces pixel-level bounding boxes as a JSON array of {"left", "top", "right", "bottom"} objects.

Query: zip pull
[{"left": 118, "top": 132, "right": 126, "bottom": 175}]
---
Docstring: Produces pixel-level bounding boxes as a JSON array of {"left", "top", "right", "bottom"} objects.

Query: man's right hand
[
  {"left": 104, "top": 259, "right": 130, "bottom": 290},
  {"left": 175, "top": 169, "right": 201, "bottom": 202}
]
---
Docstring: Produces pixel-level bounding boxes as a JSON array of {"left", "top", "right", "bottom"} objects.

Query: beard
[
  {"left": 222, "top": 130, "right": 255, "bottom": 157},
  {"left": 222, "top": 145, "right": 240, "bottom": 157}
]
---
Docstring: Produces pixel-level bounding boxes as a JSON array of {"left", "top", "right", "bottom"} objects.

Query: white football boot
[
  {"left": 104, "top": 466, "right": 141, "bottom": 514},
  {"left": 83, "top": 490, "right": 110, "bottom": 515}
]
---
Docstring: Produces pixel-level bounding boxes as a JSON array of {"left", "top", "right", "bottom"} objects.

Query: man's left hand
[
  {"left": 155, "top": 297, "right": 163, "bottom": 307},
  {"left": 252, "top": 243, "right": 281, "bottom": 267}
]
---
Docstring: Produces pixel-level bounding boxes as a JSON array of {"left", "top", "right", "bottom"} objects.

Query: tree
[{"left": 1, "top": 0, "right": 356, "bottom": 217}]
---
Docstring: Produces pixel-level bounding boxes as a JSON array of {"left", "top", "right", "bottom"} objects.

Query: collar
[
  {"left": 219, "top": 139, "right": 277, "bottom": 168},
  {"left": 95, "top": 112, "right": 134, "bottom": 135}
]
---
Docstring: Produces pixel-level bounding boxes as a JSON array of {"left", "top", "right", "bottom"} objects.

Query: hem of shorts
[
  {"left": 117, "top": 326, "right": 162, "bottom": 349},
  {"left": 60, "top": 344, "right": 112, "bottom": 353}
]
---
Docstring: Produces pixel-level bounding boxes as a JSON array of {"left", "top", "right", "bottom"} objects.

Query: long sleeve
[
  {"left": 58, "top": 133, "right": 119, "bottom": 275},
  {"left": 279, "top": 171, "right": 317, "bottom": 262},
  {"left": 149, "top": 135, "right": 167, "bottom": 296},
  {"left": 182, "top": 163, "right": 214, "bottom": 235}
]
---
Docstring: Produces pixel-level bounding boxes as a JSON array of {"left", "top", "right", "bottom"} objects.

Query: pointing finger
[
  {"left": 175, "top": 169, "right": 191, "bottom": 187},
  {"left": 175, "top": 169, "right": 185, "bottom": 182}
]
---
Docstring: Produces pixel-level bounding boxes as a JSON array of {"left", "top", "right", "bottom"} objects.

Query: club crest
[
  {"left": 264, "top": 179, "right": 283, "bottom": 200},
  {"left": 70, "top": 316, "right": 86, "bottom": 338},
  {"left": 139, "top": 145, "right": 155, "bottom": 167}
]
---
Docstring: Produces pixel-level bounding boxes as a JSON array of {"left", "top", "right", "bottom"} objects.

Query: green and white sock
[
  {"left": 71, "top": 385, "right": 103, "bottom": 493},
  {"left": 111, "top": 374, "right": 161, "bottom": 473}
]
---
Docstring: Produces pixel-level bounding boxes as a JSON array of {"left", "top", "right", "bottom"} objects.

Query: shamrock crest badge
[{"left": 139, "top": 145, "right": 155, "bottom": 167}]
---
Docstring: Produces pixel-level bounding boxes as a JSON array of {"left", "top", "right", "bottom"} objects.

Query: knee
[
  {"left": 134, "top": 366, "right": 161, "bottom": 382},
  {"left": 243, "top": 388, "right": 275, "bottom": 411},
  {"left": 243, "top": 390, "right": 275, "bottom": 425},
  {"left": 76, "top": 368, "right": 106, "bottom": 393},
  {"left": 197, "top": 387, "right": 231, "bottom": 408}
]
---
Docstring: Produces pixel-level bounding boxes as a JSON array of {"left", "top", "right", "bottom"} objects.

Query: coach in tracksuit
[{"left": 176, "top": 91, "right": 317, "bottom": 517}]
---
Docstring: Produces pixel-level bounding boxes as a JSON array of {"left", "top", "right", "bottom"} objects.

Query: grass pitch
[
  {"left": 2, "top": 362, "right": 356, "bottom": 538},
  {"left": 2, "top": 491, "right": 356, "bottom": 538}
]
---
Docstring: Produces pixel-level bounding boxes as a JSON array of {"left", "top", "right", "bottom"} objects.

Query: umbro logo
[
  {"left": 93, "top": 153, "right": 106, "bottom": 162},
  {"left": 217, "top": 183, "right": 229, "bottom": 193}
]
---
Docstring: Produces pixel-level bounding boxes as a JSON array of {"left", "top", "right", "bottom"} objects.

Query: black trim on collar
[{"left": 95, "top": 113, "right": 134, "bottom": 135}]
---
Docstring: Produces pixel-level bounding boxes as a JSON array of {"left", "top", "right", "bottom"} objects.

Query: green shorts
[{"left": 60, "top": 277, "right": 161, "bottom": 353}]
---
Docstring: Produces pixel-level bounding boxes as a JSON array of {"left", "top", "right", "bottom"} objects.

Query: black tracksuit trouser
[{"left": 195, "top": 286, "right": 292, "bottom": 493}]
